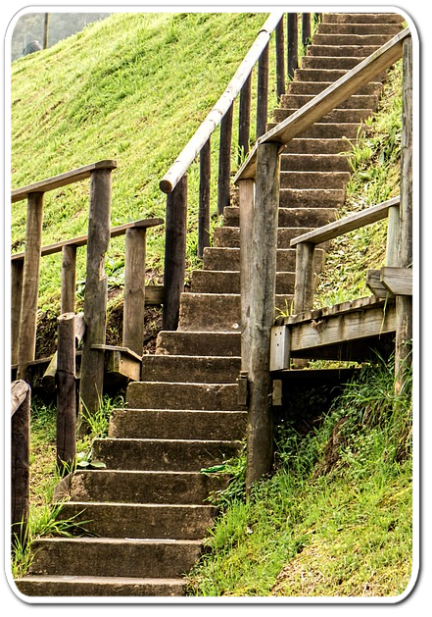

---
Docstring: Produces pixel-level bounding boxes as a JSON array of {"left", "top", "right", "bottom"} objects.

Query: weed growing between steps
[
  {"left": 11, "top": 394, "right": 123, "bottom": 578},
  {"left": 186, "top": 354, "right": 412, "bottom": 597}
]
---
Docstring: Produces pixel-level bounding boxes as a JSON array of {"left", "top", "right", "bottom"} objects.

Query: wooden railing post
[
  {"left": 163, "top": 173, "right": 188, "bottom": 331},
  {"left": 238, "top": 75, "right": 252, "bottom": 165},
  {"left": 276, "top": 18, "right": 286, "bottom": 99},
  {"left": 287, "top": 13, "right": 299, "bottom": 80},
  {"left": 294, "top": 242, "right": 315, "bottom": 315},
  {"left": 11, "top": 380, "right": 31, "bottom": 547},
  {"left": 302, "top": 13, "right": 312, "bottom": 47},
  {"left": 239, "top": 178, "right": 255, "bottom": 372},
  {"left": 217, "top": 104, "right": 234, "bottom": 215},
  {"left": 56, "top": 313, "right": 77, "bottom": 474},
  {"left": 123, "top": 227, "right": 147, "bottom": 355},
  {"left": 61, "top": 244, "right": 77, "bottom": 314},
  {"left": 198, "top": 138, "right": 211, "bottom": 258},
  {"left": 256, "top": 42, "right": 269, "bottom": 139},
  {"left": 11, "top": 259, "right": 24, "bottom": 366},
  {"left": 395, "top": 36, "right": 413, "bottom": 394},
  {"left": 245, "top": 141, "right": 280, "bottom": 494},
  {"left": 17, "top": 192, "right": 44, "bottom": 381},
  {"left": 79, "top": 167, "right": 113, "bottom": 422}
]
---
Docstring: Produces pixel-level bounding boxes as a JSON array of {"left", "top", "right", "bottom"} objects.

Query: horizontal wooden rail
[
  {"left": 11, "top": 217, "right": 163, "bottom": 261},
  {"left": 159, "top": 12, "right": 283, "bottom": 194},
  {"left": 11, "top": 160, "right": 117, "bottom": 203},
  {"left": 290, "top": 196, "right": 400, "bottom": 247},
  {"left": 235, "top": 28, "right": 411, "bottom": 182}
]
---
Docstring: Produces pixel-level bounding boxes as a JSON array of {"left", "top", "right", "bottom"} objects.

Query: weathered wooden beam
[
  {"left": 163, "top": 174, "right": 188, "bottom": 331},
  {"left": 217, "top": 102, "right": 234, "bottom": 215},
  {"left": 287, "top": 13, "right": 299, "bottom": 80},
  {"left": 256, "top": 42, "right": 269, "bottom": 139},
  {"left": 198, "top": 137, "right": 211, "bottom": 258},
  {"left": 17, "top": 192, "right": 44, "bottom": 380},
  {"left": 238, "top": 74, "right": 252, "bottom": 165},
  {"left": 239, "top": 178, "right": 255, "bottom": 373},
  {"left": 11, "top": 380, "right": 31, "bottom": 547},
  {"left": 275, "top": 19, "right": 286, "bottom": 99},
  {"left": 11, "top": 160, "right": 117, "bottom": 203},
  {"left": 123, "top": 227, "right": 147, "bottom": 356},
  {"left": 302, "top": 13, "right": 312, "bottom": 46},
  {"left": 294, "top": 242, "right": 315, "bottom": 315},
  {"left": 366, "top": 269, "right": 392, "bottom": 299},
  {"left": 235, "top": 29, "right": 410, "bottom": 182},
  {"left": 386, "top": 204, "right": 401, "bottom": 267},
  {"left": 61, "top": 244, "right": 77, "bottom": 314},
  {"left": 79, "top": 168, "right": 112, "bottom": 422},
  {"left": 291, "top": 197, "right": 400, "bottom": 247},
  {"left": 11, "top": 259, "right": 24, "bottom": 366},
  {"left": 42, "top": 312, "right": 85, "bottom": 391},
  {"left": 56, "top": 313, "right": 77, "bottom": 475},
  {"left": 381, "top": 267, "right": 412, "bottom": 296},
  {"left": 246, "top": 142, "right": 280, "bottom": 494}
]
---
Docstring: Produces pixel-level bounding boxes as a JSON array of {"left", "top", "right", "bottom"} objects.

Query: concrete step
[
  {"left": 191, "top": 269, "right": 298, "bottom": 295},
  {"left": 126, "top": 380, "right": 245, "bottom": 411},
  {"left": 281, "top": 93, "right": 378, "bottom": 110},
  {"left": 202, "top": 247, "right": 325, "bottom": 275},
  {"left": 26, "top": 537, "right": 203, "bottom": 579},
  {"left": 322, "top": 13, "right": 404, "bottom": 24},
  {"left": 15, "top": 575, "right": 186, "bottom": 597},
  {"left": 156, "top": 330, "right": 241, "bottom": 357},
  {"left": 213, "top": 226, "right": 315, "bottom": 249},
  {"left": 93, "top": 437, "right": 242, "bottom": 472},
  {"left": 177, "top": 292, "right": 294, "bottom": 332},
  {"left": 287, "top": 80, "right": 381, "bottom": 95},
  {"left": 280, "top": 171, "right": 351, "bottom": 189},
  {"left": 307, "top": 44, "right": 380, "bottom": 57},
  {"left": 318, "top": 22, "right": 402, "bottom": 35},
  {"left": 280, "top": 153, "right": 351, "bottom": 172},
  {"left": 312, "top": 33, "right": 393, "bottom": 46},
  {"left": 58, "top": 502, "right": 218, "bottom": 539},
  {"left": 283, "top": 137, "right": 355, "bottom": 155},
  {"left": 65, "top": 469, "right": 229, "bottom": 505},
  {"left": 267, "top": 123, "right": 364, "bottom": 140},
  {"left": 274, "top": 107, "right": 373, "bottom": 124},
  {"left": 109, "top": 409, "right": 247, "bottom": 440},
  {"left": 142, "top": 354, "right": 240, "bottom": 383},
  {"left": 223, "top": 205, "right": 337, "bottom": 227},
  {"left": 301, "top": 56, "right": 365, "bottom": 70},
  {"left": 279, "top": 188, "right": 345, "bottom": 208}
]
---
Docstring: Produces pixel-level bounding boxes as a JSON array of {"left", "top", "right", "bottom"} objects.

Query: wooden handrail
[
  {"left": 235, "top": 28, "right": 411, "bottom": 182},
  {"left": 159, "top": 12, "right": 284, "bottom": 194},
  {"left": 11, "top": 217, "right": 163, "bottom": 260},
  {"left": 11, "top": 160, "right": 117, "bottom": 203},
  {"left": 290, "top": 196, "right": 400, "bottom": 247}
]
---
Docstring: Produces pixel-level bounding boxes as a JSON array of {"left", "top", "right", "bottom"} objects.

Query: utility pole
[{"left": 43, "top": 13, "right": 49, "bottom": 49}]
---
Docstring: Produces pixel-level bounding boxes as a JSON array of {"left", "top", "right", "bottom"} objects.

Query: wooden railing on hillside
[
  {"left": 159, "top": 12, "right": 321, "bottom": 331},
  {"left": 232, "top": 27, "right": 413, "bottom": 492},
  {"left": 11, "top": 380, "right": 31, "bottom": 547},
  {"left": 11, "top": 161, "right": 163, "bottom": 419}
]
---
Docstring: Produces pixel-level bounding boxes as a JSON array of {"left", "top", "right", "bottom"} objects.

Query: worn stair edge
[
  {"left": 283, "top": 138, "right": 355, "bottom": 154},
  {"left": 213, "top": 226, "right": 316, "bottom": 249},
  {"left": 223, "top": 205, "right": 338, "bottom": 226},
  {"left": 191, "top": 270, "right": 298, "bottom": 295},
  {"left": 280, "top": 153, "right": 351, "bottom": 172},
  {"left": 279, "top": 171, "right": 351, "bottom": 190},
  {"left": 156, "top": 330, "right": 241, "bottom": 357},
  {"left": 142, "top": 354, "right": 241, "bottom": 383},
  {"left": 202, "top": 247, "right": 325, "bottom": 273},
  {"left": 322, "top": 13, "right": 404, "bottom": 24},
  {"left": 109, "top": 408, "right": 247, "bottom": 440},
  {"left": 15, "top": 575, "right": 187, "bottom": 597}
]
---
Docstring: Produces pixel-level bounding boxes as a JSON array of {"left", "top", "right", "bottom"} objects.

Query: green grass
[{"left": 187, "top": 355, "right": 413, "bottom": 597}]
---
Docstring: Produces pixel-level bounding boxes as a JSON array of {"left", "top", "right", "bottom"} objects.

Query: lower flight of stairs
[{"left": 14, "top": 12, "right": 404, "bottom": 597}]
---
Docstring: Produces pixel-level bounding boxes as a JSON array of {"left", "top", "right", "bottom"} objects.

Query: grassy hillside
[{"left": 11, "top": 11, "right": 276, "bottom": 322}]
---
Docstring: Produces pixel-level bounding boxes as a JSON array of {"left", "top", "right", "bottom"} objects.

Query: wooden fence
[
  {"left": 11, "top": 380, "right": 31, "bottom": 547},
  {"left": 233, "top": 28, "right": 412, "bottom": 491},
  {"left": 159, "top": 12, "right": 321, "bottom": 330}
]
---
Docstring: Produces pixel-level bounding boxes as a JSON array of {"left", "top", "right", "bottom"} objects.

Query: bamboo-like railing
[
  {"left": 233, "top": 28, "right": 412, "bottom": 491},
  {"left": 159, "top": 12, "right": 320, "bottom": 330}
]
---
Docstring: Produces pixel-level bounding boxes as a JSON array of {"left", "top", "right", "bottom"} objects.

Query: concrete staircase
[{"left": 15, "top": 12, "right": 404, "bottom": 597}]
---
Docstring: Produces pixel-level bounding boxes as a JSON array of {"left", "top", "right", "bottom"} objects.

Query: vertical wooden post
[
  {"left": 43, "top": 13, "right": 49, "bottom": 49},
  {"left": 123, "top": 227, "right": 147, "bottom": 355},
  {"left": 217, "top": 104, "right": 234, "bottom": 215},
  {"left": 395, "top": 37, "right": 413, "bottom": 395},
  {"left": 276, "top": 18, "right": 286, "bottom": 99},
  {"left": 238, "top": 75, "right": 252, "bottom": 165},
  {"left": 246, "top": 141, "right": 280, "bottom": 494},
  {"left": 386, "top": 205, "right": 401, "bottom": 267},
  {"left": 256, "top": 43, "right": 269, "bottom": 139},
  {"left": 294, "top": 242, "right": 315, "bottom": 315},
  {"left": 56, "top": 313, "right": 77, "bottom": 475},
  {"left": 239, "top": 179, "right": 255, "bottom": 373},
  {"left": 302, "top": 13, "right": 312, "bottom": 47},
  {"left": 17, "top": 191, "right": 44, "bottom": 381},
  {"left": 198, "top": 138, "right": 211, "bottom": 258},
  {"left": 79, "top": 168, "right": 112, "bottom": 422},
  {"left": 11, "top": 380, "right": 31, "bottom": 547},
  {"left": 288, "top": 13, "right": 299, "bottom": 81},
  {"left": 61, "top": 244, "right": 77, "bottom": 314},
  {"left": 163, "top": 174, "right": 188, "bottom": 331},
  {"left": 11, "top": 259, "right": 24, "bottom": 367}
]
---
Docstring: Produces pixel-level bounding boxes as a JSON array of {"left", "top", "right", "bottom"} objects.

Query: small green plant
[{"left": 201, "top": 444, "right": 247, "bottom": 508}]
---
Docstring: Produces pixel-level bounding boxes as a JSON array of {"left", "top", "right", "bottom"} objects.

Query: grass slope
[{"left": 11, "top": 11, "right": 274, "bottom": 313}]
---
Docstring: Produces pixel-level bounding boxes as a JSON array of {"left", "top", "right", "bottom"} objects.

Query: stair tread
[{"left": 16, "top": 574, "right": 186, "bottom": 584}]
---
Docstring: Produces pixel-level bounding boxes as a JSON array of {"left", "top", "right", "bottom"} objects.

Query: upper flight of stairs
[{"left": 15, "top": 12, "right": 405, "bottom": 598}]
